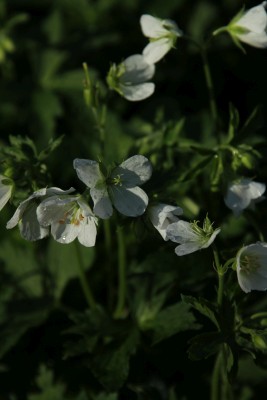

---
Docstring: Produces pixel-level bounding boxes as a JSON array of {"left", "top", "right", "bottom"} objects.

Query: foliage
[{"left": 1, "top": 1, "right": 267, "bottom": 400}]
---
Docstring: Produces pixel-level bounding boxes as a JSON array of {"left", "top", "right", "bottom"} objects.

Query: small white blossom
[
  {"left": 214, "top": 2, "right": 267, "bottom": 49},
  {"left": 73, "top": 155, "right": 152, "bottom": 219},
  {"left": 236, "top": 242, "right": 267, "bottom": 293},
  {"left": 0, "top": 175, "right": 13, "bottom": 211},
  {"left": 140, "top": 14, "right": 182, "bottom": 63},
  {"left": 106, "top": 54, "right": 155, "bottom": 101},
  {"left": 149, "top": 203, "right": 183, "bottom": 240},
  {"left": 37, "top": 195, "right": 97, "bottom": 247},
  {"left": 6, "top": 187, "right": 74, "bottom": 241},
  {"left": 224, "top": 178, "right": 266, "bottom": 216},
  {"left": 166, "top": 217, "right": 220, "bottom": 256}
]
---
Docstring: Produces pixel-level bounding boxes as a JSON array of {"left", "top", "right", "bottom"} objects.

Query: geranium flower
[
  {"left": 106, "top": 54, "right": 155, "bottom": 101},
  {"left": 235, "top": 242, "right": 267, "bottom": 293},
  {"left": 37, "top": 195, "right": 97, "bottom": 247},
  {"left": 6, "top": 187, "right": 74, "bottom": 241},
  {"left": 73, "top": 155, "right": 152, "bottom": 219},
  {"left": 140, "top": 14, "right": 182, "bottom": 63},
  {"left": 224, "top": 178, "right": 266, "bottom": 216},
  {"left": 0, "top": 175, "right": 13, "bottom": 211},
  {"left": 166, "top": 216, "right": 220, "bottom": 256},
  {"left": 214, "top": 2, "right": 267, "bottom": 49},
  {"left": 149, "top": 203, "right": 183, "bottom": 240}
]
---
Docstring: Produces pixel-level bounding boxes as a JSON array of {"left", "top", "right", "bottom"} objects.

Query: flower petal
[
  {"left": 174, "top": 242, "right": 201, "bottom": 256},
  {"left": 37, "top": 196, "right": 78, "bottom": 226},
  {"left": 19, "top": 202, "right": 49, "bottom": 241},
  {"left": 140, "top": 14, "right": 167, "bottom": 38},
  {"left": 73, "top": 159, "right": 103, "bottom": 188},
  {"left": 91, "top": 187, "right": 113, "bottom": 219},
  {"left": 121, "top": 54, "right": 155, "bottom": 84},
  {"left": 166, "top": 220, "right": 198, "bottom": 244},
  {"left": 120, "top": 82, "right": 155, "bottom": 101},
  {"left": 0, "top": 178, "right": 12, "bottom": 211},
  {"left": 51, "top": 221, "right": 79, "bottom": 244},
  {"left": 237, "top": 31, "right": 267, "bottom": 48},
  {"left": 6, "top": 188, "right": 48, "bottom": 229},
  {"left": 78, "top": 218, "right": 97, "bottom": 247},
  {"left": 110, "top": 185, "right": 148, "bottom": 217},
  {"left": 224, "top": 179, "right": 266, "bottom": 215},
  {"left": 202, "top": 228, "right": 221, "bottom": 249},
  {"left": 237, "top": 4, "right": 267, "bottom": 33},
  {"left": 112, "top": 155, "right": 152, "bottom": 187},
  {"left": 143, "top": 38, "right": 172, "bottom": 64},
  {"left": 237, "top": 270, "right": 267, "bottom": 293},
  {"left": 149, "top": 203, "right": 183, "bottom": 240}
]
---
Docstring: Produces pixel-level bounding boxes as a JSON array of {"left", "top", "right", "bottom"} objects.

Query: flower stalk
[
  {"left": 200, "top": 48, "right": 218, "bottom": 124},
  {"left": 113, "top": 226, "right": 127, "bottom": 318},
  {"left": 75, "top": 241, "right": 96, "bottom": 309}
]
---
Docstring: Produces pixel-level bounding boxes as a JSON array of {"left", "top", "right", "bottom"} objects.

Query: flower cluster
[
  {"left": 107, "top": 14, "right": 182, "bottom": 101},
  {"left": 1, "top": 3, "right": 267, "bottom": 298},
  {"left": 4, "top": 155, "right": 152, "bottom": 247}
]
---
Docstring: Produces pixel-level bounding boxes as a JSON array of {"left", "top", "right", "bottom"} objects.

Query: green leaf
[
  {"left": 238, "top": 105, "right": 265, "bottom": 139},
  {"left": 31, "top": 90, "right": 63, "bottom": 141},
  {"left": 63, "top": 306, "right": 110, "bottom": 359},
  {"left": 0, "top": 307, "right": 49, "bottom": 359},
  {"left": 42, "top": 10, "right": 63, "bottom": 45},
  {"left": 188, "top": 332, "right": 224, "bottom": 360},
  {"left": 177, "top": 155, "right": 213, "bottom": 182},
  {"left": 37, "top": 50, "right": 67, "bottom": 88},
  {"left": 38, "top": 135, "right": 64, "bottom": 161},
  {"left": 128, "top": 252, "right": 177, "bottom": 328},
  {"left": 181, "top": 294, "right": 219, "bottom": 329},
  {"left": 225, "top": 343, "right": 238, "bottom": 382},
  {"left": 164, "top": 118, "right": 185, "bottom": 146},
  {"left": 90, "top": 328, "right": 140, "bottom": 391},
  {"left": 227, "top": 103, "right": 239, "bottom": 144},
  {"left": 143, "top": 302, "right": 201, "bottom": 345},
  {"left": 0, "top": 239, "right": 43, "bottom": 297},
  {"left": 28, "top": 365, "right": 65, "bottom": 400},
  {"left": 46, "top": 239, "right": 95, "bottom": 299}
]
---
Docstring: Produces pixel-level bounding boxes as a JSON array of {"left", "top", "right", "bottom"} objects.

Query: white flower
[
  {"left": 149, "top": 203, "right": 183, "bottom": 240},
  {"left": 224, "top": 178, "right": 266, "bottom": 216},
  {"left": 106, "top": 54, "right": 155, "bottom": 101},
  {"left": 166, "top": 217, "right": 220, "bottom": 256},
  {"left": 0, "top": 175, "right": 13, "bottom": 211},
  {"left": 140, "top": 14, "right": 182, "bottom": 63},
  {"left": 37, "top": 195, "right": 97, "bottom": 247},
  {"left": 236, "top": 242, "right": 267, "bottom": 293},
  {"left": 73, "top": 155, "right": 152, "bottom": 219},
  {"left": 6, "top": 187, "right": 74, "bottom": 241},
  {"left": 214, "top": 2, "right": 267, "bottom": 49}
]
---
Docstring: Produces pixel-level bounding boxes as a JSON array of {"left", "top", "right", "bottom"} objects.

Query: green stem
[
  {"left": 182, "top": 35, "right": 218, "bottom": 125},
  {"left": 113, "top": 226, "right": 127, "bottom": 318},
  {"left": 201, "top": 48, "right": 218, "bottom": 124},
  {"left": 213, "top": 246, "right": 224, "bottom": 307},
  {"left": 245, "top": 210, "right": 265, "bottom": 242},
  {"left": 75, "top": 241, "right": 96, "bottom": 308},
  {"left": 211, "top": 350, "right": 222, "bottom": 400},
  {"left": 104, "top": 219, "right": 114, "bottom": 309}
]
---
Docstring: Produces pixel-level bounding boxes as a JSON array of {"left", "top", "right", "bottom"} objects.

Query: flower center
[
  {"left": 111, "top": 174, "right": 123, "bottom": 186},
  {"left": 240, "top": 253, "right": 260, "bottom": 275},
  {"left": 58, "top": 204, "right": 84, "bottom": 226}
]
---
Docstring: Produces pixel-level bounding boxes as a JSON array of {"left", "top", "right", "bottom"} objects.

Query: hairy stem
[
  {"left": 75, "top": 241, "right": 96, "bottom": 308},
  {"left": 211, "top": 350, "right": 222, "bottom": 400},
  {"left": 201, "top": 48, "right": 218, "bottom": 124},
  {"left": 113, "top": 226, "right": 127, "bottom": 318}
]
